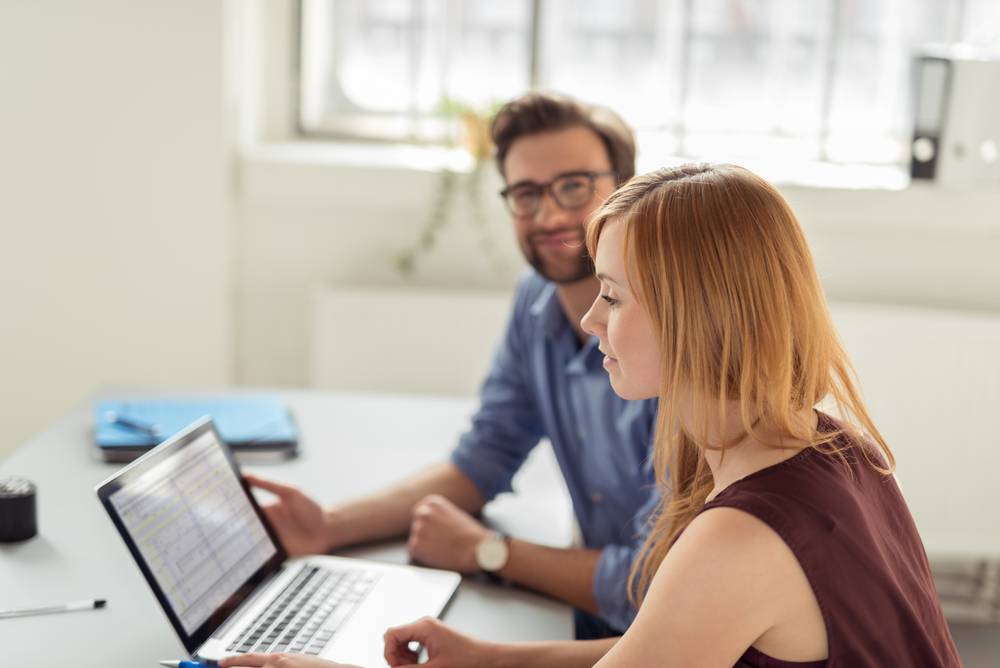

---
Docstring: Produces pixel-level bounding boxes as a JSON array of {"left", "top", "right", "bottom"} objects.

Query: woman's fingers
[
  {"left": 384, "top": 617, "right": 437, "bottom": 666},
  {"left": 218, "top": 652, "right": 270, "bottom": 667}
]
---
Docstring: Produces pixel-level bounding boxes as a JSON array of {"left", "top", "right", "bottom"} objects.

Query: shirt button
[{"left": 591, "top": 491, "right": 603, "bottom": 504}]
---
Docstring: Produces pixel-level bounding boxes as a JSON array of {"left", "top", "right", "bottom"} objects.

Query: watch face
[{"left": 476, "top": 535, "right": 509, "bottom": 572}]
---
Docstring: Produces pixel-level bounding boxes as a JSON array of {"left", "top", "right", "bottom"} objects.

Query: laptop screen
[{"left": 97, "top": 417, "right": 288, "bottom": 653}]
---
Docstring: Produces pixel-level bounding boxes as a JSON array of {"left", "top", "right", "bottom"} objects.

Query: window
[
  {"left": 300, "top": 0, "right": 534, "bottom": 141},
  {"left": 299, "top": 0, "right": 998, "bottom": 167}
]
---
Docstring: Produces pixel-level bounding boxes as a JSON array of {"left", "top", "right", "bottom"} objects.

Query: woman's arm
[
  {"left": 218, "top": 626, "right": 616, "bottom": 668},
  {"left": 592, "top": 507, "right": 827, "bottom": 668},
  {"left": 385, "top": 508, "right": 824, "bottom": 668},
  {"left": 384, "top": 617, "right": 618, "bottom": 668}
]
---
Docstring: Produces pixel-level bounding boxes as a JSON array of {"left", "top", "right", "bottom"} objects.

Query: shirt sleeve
[
  {"left": 592, "top": 453, "right": 661, "bottom": 632},
  {"left": 449, "top": 282, "right": 545, "bottom": 501}
]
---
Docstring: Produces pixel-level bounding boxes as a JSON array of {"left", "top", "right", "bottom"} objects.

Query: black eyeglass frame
[{"left": 499, "top": 170, "right": 618, "bottom": 216}]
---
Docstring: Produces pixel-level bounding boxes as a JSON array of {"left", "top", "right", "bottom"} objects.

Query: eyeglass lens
[{"left": 506, "top": 174, "right": 596, "bottom": 216}]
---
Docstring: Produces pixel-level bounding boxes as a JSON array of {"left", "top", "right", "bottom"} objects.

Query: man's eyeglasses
[{"left": 500, "top": 171, "right": 617, "bottom": 217}]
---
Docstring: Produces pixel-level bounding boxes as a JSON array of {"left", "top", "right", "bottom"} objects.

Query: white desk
[{"left": 0, "top": 388, "right": 574, "bottom": 668}]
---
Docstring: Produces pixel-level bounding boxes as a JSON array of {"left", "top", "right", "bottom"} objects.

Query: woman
[{"left": 222, "top": 164, "right": 961, "bottom": 668}]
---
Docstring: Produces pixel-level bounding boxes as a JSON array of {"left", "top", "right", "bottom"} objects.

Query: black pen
[{"left": 0, "top": 598, "right": 106, "bottom": 619}]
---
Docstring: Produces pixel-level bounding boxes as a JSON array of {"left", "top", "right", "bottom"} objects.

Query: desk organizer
[{"left": 0, "top": 476, "right": 37, "bottom": 542}]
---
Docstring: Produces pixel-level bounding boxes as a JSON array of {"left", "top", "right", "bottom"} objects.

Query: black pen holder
[{"left": 0, "top": 476, "right": 37, "bottom": 542}]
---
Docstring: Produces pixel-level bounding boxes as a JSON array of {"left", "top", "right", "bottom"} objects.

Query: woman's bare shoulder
[
  {"left": 674, "top": 505, "right": 789, "bottom": 558},
  {"left": 636, "top": 506, "right": 827, "bottom": 665}
]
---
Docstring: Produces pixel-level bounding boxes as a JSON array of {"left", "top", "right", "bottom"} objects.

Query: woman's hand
[
  {"left": 384, "top": 617, "right": 498, "bottom": 668},
  {"left": 243, "top": 473, "right": 336, "bottom": 556},
  {"left": 218, "top": 652, "right": 360, "bottom": 668}
]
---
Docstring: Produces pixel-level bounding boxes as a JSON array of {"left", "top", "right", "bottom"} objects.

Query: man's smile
[{"left": 530, "top": 229, "right": 585, "bottom": 251}]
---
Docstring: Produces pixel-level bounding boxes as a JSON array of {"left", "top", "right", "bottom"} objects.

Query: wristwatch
[{"left": 474, "top": 530, "right": 510, "bottom": 573}]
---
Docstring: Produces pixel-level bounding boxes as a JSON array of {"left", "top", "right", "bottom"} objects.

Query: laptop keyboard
[{"left": 227, "top": 565, "right": 381, "bottom": 656}]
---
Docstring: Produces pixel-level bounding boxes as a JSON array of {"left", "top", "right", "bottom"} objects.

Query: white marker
[{"left": 0, "top": 597, "right": 106, "bottom": 619}]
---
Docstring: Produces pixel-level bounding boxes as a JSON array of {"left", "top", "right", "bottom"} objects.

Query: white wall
[
  {"left": 235, "top": 151, "right": 526, "bottom": 388},
  {"left": 311, "top": 284, "right": 515, "bottom": 396},
  {"left": 786, "top": 184, "right": 1000, "bottom": 311},
  {"left": 0, "top": 1, "right": 232, "bottom": 463}
]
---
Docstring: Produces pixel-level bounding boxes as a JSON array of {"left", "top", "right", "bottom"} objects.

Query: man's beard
[{"left": 522, "top": 232, "right": 595, "bottom": 284}]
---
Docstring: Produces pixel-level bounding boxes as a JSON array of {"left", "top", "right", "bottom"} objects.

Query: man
[{"left": 246, "top": 92, "right": 658, "bottom": 637}]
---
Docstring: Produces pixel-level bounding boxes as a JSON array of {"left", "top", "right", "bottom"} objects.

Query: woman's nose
[{"left": 581, "top": 301, "right": 604, "bottom": 336}]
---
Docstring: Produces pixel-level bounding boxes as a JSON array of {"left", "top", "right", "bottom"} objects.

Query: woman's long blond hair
[{"left": 585, "top": 164, "right": 895, "bottom": 606}]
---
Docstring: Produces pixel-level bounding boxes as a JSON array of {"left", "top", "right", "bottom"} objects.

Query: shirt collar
[
  {"left": 529, "top": 281, "right": 566, "bottom": 340},
  {"left": 530, "top": 280, "right": 602, "bottom": 364}
]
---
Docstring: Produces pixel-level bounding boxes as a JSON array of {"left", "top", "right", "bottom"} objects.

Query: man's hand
[
  {"left": 243, "top": 473, "right": 335, "bottom": 557},
  {"left": 384, "top": 617, "right": 497, "bottom": 668},
  {"left": 219, "top": 652, "right": 360, "bottom": 668},
  {"left": 407, "top": 494, "right": 490, "bottom": 574}
]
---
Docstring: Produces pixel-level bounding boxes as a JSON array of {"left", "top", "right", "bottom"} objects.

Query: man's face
[{"left": 502, "top": 126, "right": 616, "bottom": 284}]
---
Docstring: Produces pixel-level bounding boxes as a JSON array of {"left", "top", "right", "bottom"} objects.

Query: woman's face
[{"left": 581, "top": 218, "right": 662, "bottom": 401}]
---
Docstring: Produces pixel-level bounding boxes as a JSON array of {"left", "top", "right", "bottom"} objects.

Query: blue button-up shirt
[{"left": 451, "top": 268, "right": 659, "bottom": 631}]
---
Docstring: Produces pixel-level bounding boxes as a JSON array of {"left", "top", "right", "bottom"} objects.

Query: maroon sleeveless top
[{"left": 698, "top": 413, "right": 962, "bottom": 668}]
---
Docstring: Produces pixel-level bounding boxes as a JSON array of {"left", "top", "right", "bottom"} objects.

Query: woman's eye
[{"left": 602, "top": 295, "right": 618, "bottom": 307}]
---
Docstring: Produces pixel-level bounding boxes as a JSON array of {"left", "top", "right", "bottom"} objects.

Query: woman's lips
[{"left": 603, "top": 355, "right": 618, "bottom": 368}]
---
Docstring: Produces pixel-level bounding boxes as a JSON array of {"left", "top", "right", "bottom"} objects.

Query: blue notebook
[{"left": 94, "top": 396, "right": 298, "bottom": 461}]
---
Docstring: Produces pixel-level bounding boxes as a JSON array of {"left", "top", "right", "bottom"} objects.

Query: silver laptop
[{"left": 96, "top": 416, "right": 460, "bottom": 667}]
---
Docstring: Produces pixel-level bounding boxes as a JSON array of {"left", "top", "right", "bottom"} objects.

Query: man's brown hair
[{"left": 490, "top": 92, "right": 636, "bottom": 184}]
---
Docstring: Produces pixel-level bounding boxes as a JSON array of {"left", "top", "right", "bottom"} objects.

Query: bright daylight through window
[{"left": 299, "top": 0, "right": 997, "bottom": 175}]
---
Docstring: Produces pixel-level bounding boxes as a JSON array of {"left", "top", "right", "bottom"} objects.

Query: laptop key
[{"left": 323, "top": 598, "right": 361, "bottom": 634}]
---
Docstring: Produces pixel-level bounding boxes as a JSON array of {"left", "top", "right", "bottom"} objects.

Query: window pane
[
  {"left": 445, "top": 2, "right": 533, "bottom": 108},
  {"left": 825, "top": 0, "right": 955, "bottom": 163},
  {"left": 542, "top": 0, "right": 677, "bottom": 130},
  {"left": 301, "top": 0, "right": 532, "bottom": 140},
  {"left": 959, "top": 0, "right": 1000, "bottom": 45},
  {"left": 336, "top": 0, "right": 433, "bottom": 114},
  {"left": 686, "top": 0, "right": 830, "bottom": 135}
]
